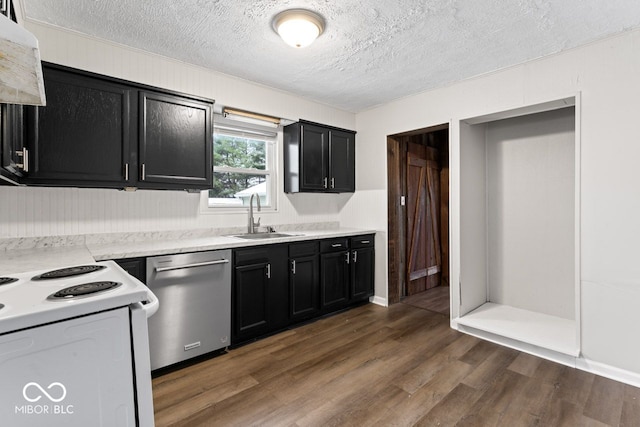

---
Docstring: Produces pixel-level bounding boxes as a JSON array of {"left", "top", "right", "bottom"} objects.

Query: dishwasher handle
[{"left": 154, "top": 259, "right": 230, "bottom": 273}]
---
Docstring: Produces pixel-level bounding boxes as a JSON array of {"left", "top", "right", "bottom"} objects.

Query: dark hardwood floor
[
  {"left": 152, "top": 303, "right": 640, "bottom": 426},
  {"left": 401, "top": 285, "right": 450, "bottom": 316}
]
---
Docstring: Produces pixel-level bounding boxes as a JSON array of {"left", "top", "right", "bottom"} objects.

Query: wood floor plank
[
  {"left": 620, "top": 401, "right": 640, "bottom": 427},
  {"left": 494, "top": 375, "right": 557, "bottom": 426},
  {"left": 552, "top": 365, "right": 595, "bottom": 407},
  {"left": 462, "top": 344, "right": 519, "bottom": 390},
  {"left": 508, "top": 352, "right": 543, "bottom": 377},
  {"left": 540, "top": 398, "right": 610, "bottom": 427},
  {"left": 373, "top": 360, "right": 475, "bottom": 426},
  {"left": 457, "top": 369, "right": 528, "bottom": 426},
  {"left": 415, "top": 383, "right": 483, "bottom": 426},
  {"left": 583, "top": 375, "right": 625, "bottom": 425}
]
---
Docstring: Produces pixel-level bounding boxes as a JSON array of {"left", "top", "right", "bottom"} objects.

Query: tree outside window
[{"left": 209, "top": 133, "right": 273, "bottom": 207}]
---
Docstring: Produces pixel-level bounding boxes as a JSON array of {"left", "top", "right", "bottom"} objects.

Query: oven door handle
[
  {"left": 141, "top": 289, "right": 160, "bottom": 318},
  {"left": 154, "top": 259, "right": 230, "bottom": 273}
]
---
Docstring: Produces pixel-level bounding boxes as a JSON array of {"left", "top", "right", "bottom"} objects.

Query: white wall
[
  {"left": 0, "top": 21, "right": 356, "bottom": 238},
  {"left": 486, "top": 108, "right": 575, "bottom": 319},
  {"left": 347, "top": 28, "right": 640, "bottom": 376}
]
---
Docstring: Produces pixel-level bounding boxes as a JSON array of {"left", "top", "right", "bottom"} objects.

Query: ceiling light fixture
[{"left": 272, "top": 9, "right": 325, "bottom": 48}]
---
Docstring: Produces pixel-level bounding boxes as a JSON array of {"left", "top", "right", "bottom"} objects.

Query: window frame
[{"left": 202, "top": 115, "right": 279, "bottom": 213}]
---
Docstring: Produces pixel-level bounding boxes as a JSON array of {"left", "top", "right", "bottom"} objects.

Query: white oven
[{"left": 0, "top": 261, "right": 158, "bottom": 427}]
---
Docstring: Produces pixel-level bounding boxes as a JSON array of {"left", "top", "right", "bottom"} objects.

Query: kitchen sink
[{"left": 231, "top": 232, "right": 300, "bottom": 240}]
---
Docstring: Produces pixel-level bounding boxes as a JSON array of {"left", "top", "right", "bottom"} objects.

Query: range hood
[{"left": 0, "top": 14, "right": 46, "bottom": 105}]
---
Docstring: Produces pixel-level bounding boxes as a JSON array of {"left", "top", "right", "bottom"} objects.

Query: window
[{"left": 208, "top": 116, "right": 278, "bottom": 209}]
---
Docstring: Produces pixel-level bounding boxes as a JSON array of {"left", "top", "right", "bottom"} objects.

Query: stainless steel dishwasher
[{"left": 146, "top": 249, "right": 231, "bottom": 371}]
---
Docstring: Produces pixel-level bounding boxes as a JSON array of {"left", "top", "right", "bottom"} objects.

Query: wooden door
[{"left": 406, "top": 143, "right": 441, "bottom": 295}]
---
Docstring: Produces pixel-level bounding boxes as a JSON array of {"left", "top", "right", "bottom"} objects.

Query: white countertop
[
  {"left": 0, "top": 246, "right": 97, "bottom": 275},
  {"left": 0, "top": 228, "right": 376, "bottom": 276}
]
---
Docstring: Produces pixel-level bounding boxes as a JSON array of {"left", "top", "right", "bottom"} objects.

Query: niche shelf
[{"left": 454, "top": 95, "right": 581, "bottom": 365}]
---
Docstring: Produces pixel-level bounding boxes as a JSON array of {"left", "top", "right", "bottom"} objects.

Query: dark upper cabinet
[
  {"left": 289, "top": 241, "right": 320, "bottom": 322},
  {"left": 138, "top": 91, "right": 212, "bottom": 188},
  {"left": 284, "top": 120, "right": 355, "bottom": 193},
  {"left": 328, "top": 129, "right": 355, "bottom": 192},
  {"left": 1, "top": 104, "right": 25, "bottom": 185},
  {"left": 17, "top": 63, "right": 213, "bottom": 191},
  {"left": 23, "top": 65, "right": 132, "bottom": 186},
  {"left": 232, "top": 245, "right": 288, "bottom": 345}
]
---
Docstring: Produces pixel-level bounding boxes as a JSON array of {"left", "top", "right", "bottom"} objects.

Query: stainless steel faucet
[{"left": 248, "top": 193, "right": 261, "bottom": 234}]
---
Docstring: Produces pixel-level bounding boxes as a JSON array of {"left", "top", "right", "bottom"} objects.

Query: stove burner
[
  {"left": 33, "top": 265, "right": 106, "bottom": 280},
  {"left": 0, "top": 277, "right": 18, "bottom": 286},
  {"left": 47, "top": 281, "right": 122, "bottom": 300}
]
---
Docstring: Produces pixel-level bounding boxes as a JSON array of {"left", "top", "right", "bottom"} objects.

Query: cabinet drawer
[
  {"left": 320, "top": 238, "right": 349, "bottom": 253},
  {"left": 289, "top": 241, "right": 319, "bottom": 257},
  {"left": 234, "top": 246, "right": 270, "bottom": 266},
  {"left": 350, "top": 235, "right": 374, "bottom": 249}
]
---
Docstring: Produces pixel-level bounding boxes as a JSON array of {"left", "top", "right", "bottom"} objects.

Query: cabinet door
[
  {"left": 300, "top": 123, "right": 329, "bottom": 191},
  {"left": 290, "top": 254, "right": 320, "bottom": 322},
  {"left": 329, "top": 129, "right": 355, "bottom": 192},
  {"left": 114, "top": 257, "right": 146, "bottom": 283},
  {"left": 320, "top": 251, "right": 350, "bottom": 312},
  {"left": 1, "top": 104, "right": 25, "bottom": 183},
  {"left": 233, "top": 261, "right": 270, "bottom": 343},
  {"left": 24, "top": 66, "right": 132, "bottom": 186},
  {"left": 139, "top": 91, "right": 212, "bottom": 189},
  {"left": 351, "top": 247, "right": 374, "bottom": 301}
]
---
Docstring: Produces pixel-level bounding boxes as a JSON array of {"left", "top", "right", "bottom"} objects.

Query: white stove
[
  {"left": 0, "top": 261, "right": 156, "bottom": 334},
  {"left": 0, "top": 261, "right": 158, "bottom": 427}
]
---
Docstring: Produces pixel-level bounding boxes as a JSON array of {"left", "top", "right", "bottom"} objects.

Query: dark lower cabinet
[
  {"left": 320, "top": 250, "right": 350, "bottom": 312},
  {"left": 350, "top": 235, "right": 375, "bottom": 301},
  {"left": 232, "top": 234, "right": 374, "bottom": 345},
  {"left": 113, "top": 257, "right": 146, "bottom": 283},
  {"left": 232, "top": 245, "right": 288, "bottom": 345},
  {"left": 289, "top": 241, "right": 320, "bottom": 322}
]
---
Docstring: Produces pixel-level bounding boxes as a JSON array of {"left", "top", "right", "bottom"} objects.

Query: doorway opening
[{"left": 387, "top": 124, "right": 450, "bottom": 316}]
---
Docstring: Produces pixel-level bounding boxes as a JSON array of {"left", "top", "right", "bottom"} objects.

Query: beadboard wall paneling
[{"left": 0, "top": 20, "right": 356, "bottom": 239}]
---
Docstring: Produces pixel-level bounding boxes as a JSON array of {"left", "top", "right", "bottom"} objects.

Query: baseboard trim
[
  {"left": 576, "top": 358, "right": 640, "bottom": 388},
  {"left": 370, "top": 296, "right": 388, "bottom": 307},
  {"left": 452, "top": 319, "right": 640, "bottom": 388}
]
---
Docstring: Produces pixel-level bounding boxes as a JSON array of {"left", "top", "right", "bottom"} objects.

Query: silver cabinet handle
[
  {"left": 266, "top": 263, "right": 271, "bottom": 279},
  {"left": 141, "top": 163, "right": 146, "bottom": 180},
  {"left": 23, "top": 148, "right": 29, "bottom": 173},
  {"left": 291, "top": 259, "right": 296, "bottom": 275},
  {"left": 124, "top": 163, "right": 129, "bottom": 181},
  {"left": 331, "top": 243, "right": 342, "bottom": 248},
  {"left": 155, "top": 259, "right": 229, "bottom": 272},
  {"left": 361, "top": 240, "right": 370, "bottom": 244},
  {"left": 323, "top": 177, "right": 328, "bottom": 188},
  {"left": 331, "top": 177, "right": 335, "bottom": 189},
  {"left": 345, "top": 252, "right": 350, "bottom": 264},
  {"left": 352, "top": 250, "right": 358, "bottom": 263},
  {"left": 16, "top": 147, "right": 29, "bottom": 172}
]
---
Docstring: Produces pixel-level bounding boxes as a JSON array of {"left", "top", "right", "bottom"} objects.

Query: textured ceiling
[{"left": 20, "top": 0, "right": 640, "bottom": 112}]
